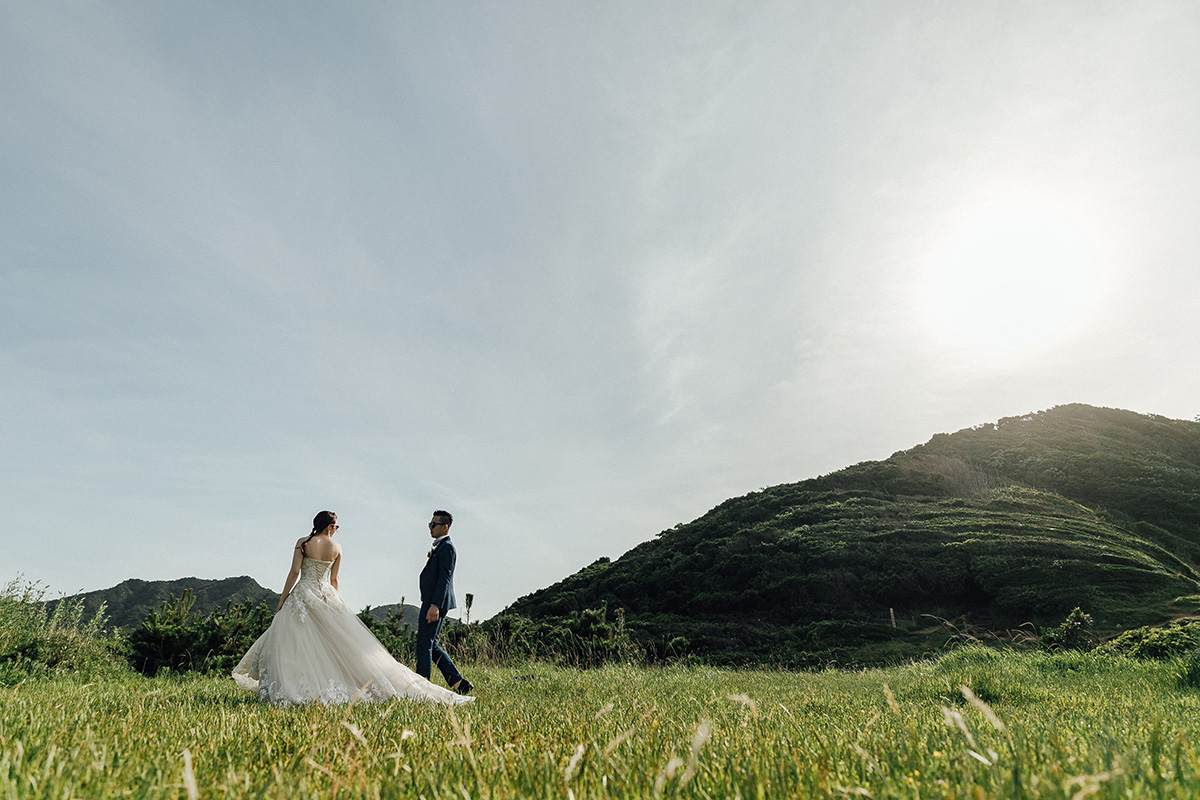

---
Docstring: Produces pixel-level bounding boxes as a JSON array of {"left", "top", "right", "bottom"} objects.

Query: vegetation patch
[
  {"left": 1, "top": 649, "right": 1198, "bottom": 798},
  {"left": 498, "top": 405, "right": 1200, "bottom": 665}
]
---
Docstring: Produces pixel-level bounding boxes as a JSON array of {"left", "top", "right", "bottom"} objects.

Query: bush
[
  {"left": 128, "top": 590, "right": 272, "bottom": 675},
  {"left": 479, "top": 604, "right": 643, "bottom": 667},
  {"left": 1103, "top": 620, "right": 1200, "bottom": 660},
  {"left": 1041, "top": 607, "right": 1096, "bottom": 651},
  {"left": 0, "top": 577, "right": 128, "bottom": 681}
]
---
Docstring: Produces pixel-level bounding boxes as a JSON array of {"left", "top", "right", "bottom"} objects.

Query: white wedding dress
[{"left": 232, "top": 558, "right": 472, "bottom": 706}]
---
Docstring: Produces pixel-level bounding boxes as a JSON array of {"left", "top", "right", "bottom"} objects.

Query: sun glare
[{"left": 923, "top": 193, "right": 1103, "bottom": 356}]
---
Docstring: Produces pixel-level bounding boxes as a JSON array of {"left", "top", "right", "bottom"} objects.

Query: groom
[{"left": 417, "top": 510, "right": 473, "bottom": 695}]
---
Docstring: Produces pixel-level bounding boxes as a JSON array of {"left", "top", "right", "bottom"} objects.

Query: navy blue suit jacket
[{"left": 420, "top": 537, "right": 457, "bottom": 612}]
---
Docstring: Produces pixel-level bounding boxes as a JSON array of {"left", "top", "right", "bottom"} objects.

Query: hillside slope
[{"left": 500, "top": 405, "right": 1200, "bottom": 664}]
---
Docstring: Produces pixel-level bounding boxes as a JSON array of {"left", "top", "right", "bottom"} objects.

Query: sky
[{"left": 3, "top": 2, "right": 1199, "bottom": 620}]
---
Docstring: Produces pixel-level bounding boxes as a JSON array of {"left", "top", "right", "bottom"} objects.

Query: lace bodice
[
  {"left": 282, "top": 558, "right": 342, "bottom": 625},
  {"left": 298, "top": 557, "right": 334, "bottom": 586}
]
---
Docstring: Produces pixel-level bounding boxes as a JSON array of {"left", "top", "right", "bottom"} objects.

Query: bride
[{"left": 233, "top": 511, "right": 473, "bottom": 706}]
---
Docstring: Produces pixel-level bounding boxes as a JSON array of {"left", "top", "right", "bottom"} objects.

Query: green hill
[
  {"left": 49, "top": 576, "right": 281, "bottom": 630},
  {"left": 498, "top": 404, "right": 1200, "bottom": 665}
]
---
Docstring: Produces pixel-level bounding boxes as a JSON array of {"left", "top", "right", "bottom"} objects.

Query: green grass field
[{"left": 2, "top": 647, "right": 1199, "bottom": 799}]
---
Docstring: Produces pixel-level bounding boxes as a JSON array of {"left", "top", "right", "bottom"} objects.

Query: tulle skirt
[{"left": 232, "top": 576, "right": 471, "bottom": 706}]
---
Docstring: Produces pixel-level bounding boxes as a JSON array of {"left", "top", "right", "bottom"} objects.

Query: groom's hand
[{"left": 426, "top": 604, "right": 440, "bottom": 623}]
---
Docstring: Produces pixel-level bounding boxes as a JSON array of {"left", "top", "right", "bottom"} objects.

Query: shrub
[
  {"left": 128, "top": 590, "right": 272, "bottom": 675},
  {"left": 1104, "top": 620, "right": 1200, "bottom": 660},
  {"left": 0, "top": 577, "right": 127, "bottom": 680},
  {"left": 479, "top": 604, "right": 643, "bottom": 667},
  {"left": 1041, "top": 607, "right": 1096, "bottom": 651}
]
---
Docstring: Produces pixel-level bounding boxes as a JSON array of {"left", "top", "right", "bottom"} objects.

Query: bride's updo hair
[
  {"left": 311, "top": 510, "right": 337, "bottom": 534},
  {"left": 301, "top": 510, "right": 337, "bottom": 557}
]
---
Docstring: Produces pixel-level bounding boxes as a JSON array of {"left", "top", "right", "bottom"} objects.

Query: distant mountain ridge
[
  {"left": 51, "top": 575, "right": 424, "bottom": 632},
  {"left": 498, "top": 404, "right": 1200, "bottom": 665},
  {"left": 50, "top": 576, "right": 281, "bottom": 630},
  {"left": 361, "top": 602, "right": 422, "bottom": 629}
]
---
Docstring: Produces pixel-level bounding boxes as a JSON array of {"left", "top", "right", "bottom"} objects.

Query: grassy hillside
[
  {"left": 898, "top": 404, "right": 1200, "bottom": 558},
  {"left": 500, "top": 405, "right": 1200, "bottom": 665}
]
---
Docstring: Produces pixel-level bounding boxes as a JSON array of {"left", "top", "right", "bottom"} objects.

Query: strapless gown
[{"left": 232, "top": 557, "right": 472, "bottom": 706}]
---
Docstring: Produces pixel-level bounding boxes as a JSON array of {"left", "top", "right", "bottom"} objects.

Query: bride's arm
[
  {"left": 276, "top": 541, "right": 305, "bottom": 612},
  {"left": 329, "top": 550, "right": 341, "bottom": 590}
]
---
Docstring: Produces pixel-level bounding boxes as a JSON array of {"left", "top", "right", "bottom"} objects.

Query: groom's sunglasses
[{"left": 429, "top": 522, "right": 446, "bottom": 529}]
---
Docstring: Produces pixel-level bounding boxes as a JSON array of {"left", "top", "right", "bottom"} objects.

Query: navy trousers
[{"left": 416, "top": 603, "right": 463, "bottom": 687}]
